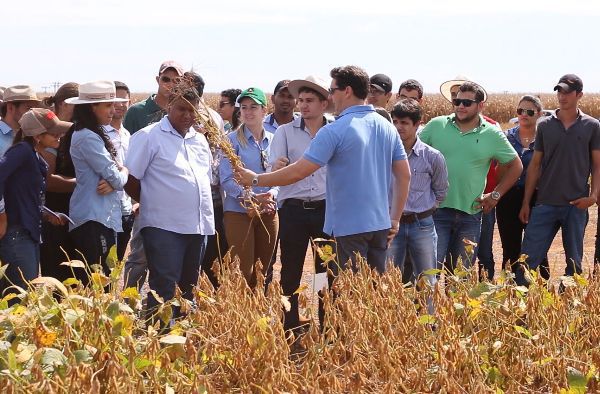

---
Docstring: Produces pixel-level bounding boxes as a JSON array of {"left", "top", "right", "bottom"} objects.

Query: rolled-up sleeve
[{"left": 76, "top": 132, "right": 127, "bottom": 190}]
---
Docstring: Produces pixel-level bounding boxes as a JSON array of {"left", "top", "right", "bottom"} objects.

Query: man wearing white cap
[
  {"left": 0, "top": 85, "right": 41, "bottom": 156},
  {"left": 268, "top": 75, "right": 333, "bottom": 332}
]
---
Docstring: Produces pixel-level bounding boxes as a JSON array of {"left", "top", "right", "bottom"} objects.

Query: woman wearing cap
[
  {"left": 0, "top": 109, "right": 71, "bottom": 295},
  {"left": 219, "top": 87, "right": 279, "bottom": 289},
  {"left": 496, "top": 95, "right": 550, "bottom": 279},
  {"left": 39, "top": 82, "right": 79, "bottom": 281},
  {"left": 65, "top": 81, "right": 129, "bottom": 283}
]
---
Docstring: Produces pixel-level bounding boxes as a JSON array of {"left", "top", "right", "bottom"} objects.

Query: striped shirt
[{"left": 403, "top": 137, "right": 448, "bottom": 214}]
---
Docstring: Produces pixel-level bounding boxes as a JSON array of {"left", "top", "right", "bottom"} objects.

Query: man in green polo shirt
[
  {"left": 123, "top": 60, "right": 184, "bottom": 134},
  {"left": 420, "top": 81, "right": 522, "bottom": 272}
]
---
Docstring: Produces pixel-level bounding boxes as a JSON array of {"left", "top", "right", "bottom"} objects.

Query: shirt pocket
[{"left": 410, "top": 171, "right": 431, "bottom": 193}]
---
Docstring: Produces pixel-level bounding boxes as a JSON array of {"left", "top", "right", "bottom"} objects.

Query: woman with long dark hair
[
  {"left": 0, "top": 109, "right": 71, "bottom": 295},
  {"left": 65, "top": 81, "right": 129, "bottom": 283},
  {"left": 218, "top": 88, "right": 242, "bottom": 132},
  {"left": 39, "top": 82, "right": 79, "bottom": 280}
]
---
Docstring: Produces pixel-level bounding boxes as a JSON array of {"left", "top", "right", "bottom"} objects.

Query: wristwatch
[
  {"left": 252, "top": 175, "right": 259, "bottom": 186},
  {"left": 490, "top": 190, "right": 501, "bottom": 201}
]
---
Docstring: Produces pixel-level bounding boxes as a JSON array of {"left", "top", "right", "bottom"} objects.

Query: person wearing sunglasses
[
  {"left": 518, "top": 74, "right": 600, "bottom": 286},
  {"left": 420, "top": 81, "right": 522, "bottom": 273},
  {"left": 495, "top": 95, "right": 550, "bottom": 280},
  {"left": 367, "top": 73, "right": 393, "bottom": 110},
  {"left": 123, "top": 60, "right": 184, "bottom": 135},
  {"left": 219, "top": 87, "right": 279, "bottom": 289},
  {"left": 218, "top": 88, "right": 242, "bottom": 132}
]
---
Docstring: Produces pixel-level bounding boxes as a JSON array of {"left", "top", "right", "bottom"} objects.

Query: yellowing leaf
[
  {"left": 256, "top": 316, "right": 270, "bottom": 331},
  {"left": 11, "top": 305, "right": 27, "bottom": 316},
  {"left": 62, "top": 278, "right": 81, "bottom": 287},
  {"left": 573, "top": 274, "right": 588, "bottom": 287},
  {"left": 31, "top": 276, "right": 69, "bottom": 297},
  {"left": 91, "top": 272, "right": 110, "bottom": 288},
  {"left": 112, "top": 314, "right": 133, "bottom": 337},
  {"left": 513, "top": 325, "right": 532, "bottom": 339},
  {"left": 121, "top": 287, "right": 141, "bottom": 300},
  {"left": 149, "top": 289, "right": 164, "bottom": 304},
  {"left": 293, "top": 283, "right": 308, "bottom": 295},
  {"left": 196, "top": 290, "right": 216, "bottom": 303},
  {"left": 418, "top": 314, "right": 436, "bottom": 325},
  {"left": 34, "top": 325, "right": 57, "bottom": 347}
]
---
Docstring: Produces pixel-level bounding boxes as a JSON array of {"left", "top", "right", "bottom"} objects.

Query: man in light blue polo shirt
[
  {"left": 236, "top": 65, "right": 411, "bottom": 273},
  {"left": 125, "top": 85, "right": 214, "bottom": 321}
]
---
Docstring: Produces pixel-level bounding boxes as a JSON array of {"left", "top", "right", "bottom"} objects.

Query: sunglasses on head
[
  {"left": 452, "top": 98, "right": 479, "bottom": 107},
  {"left": 517, "top": 108, "right": 536, "bottom": 116},
  {"left": 219, "top": 101, "right": 231, "bottom": 108},
  {"left": 160, "top": 76, "right": 180, "bottom": 84}
]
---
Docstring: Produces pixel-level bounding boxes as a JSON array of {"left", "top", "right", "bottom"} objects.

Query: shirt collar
[
  {"left": 147, "top": 94, "right": 162, "bottom": 112},
  {"left": 0, "top": 120, "right": 13, "bottom": 135},
  {"left": 447, "top": 113, "right": 488, "bottom": 134},
  {"left": 551, "top": 108, "right": 584, "bottom": 121},
  {"left": 161, "top": 115, "right": 197, "bottom": 139},
  {"left": 410, "top": 137, "right": 426, "bottom": 156},
  {"left": 243, "top": 125, "right": 268, "bottom": 143},
  {"left": 337, "top": 104, "right": 375, "bottom": 119}
]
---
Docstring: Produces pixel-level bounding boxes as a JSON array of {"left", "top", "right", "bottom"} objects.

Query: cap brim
[
  {"left": 370, "top": 84, "right": 386, "bottom": 93},
  {"left": 440, "top": 79, "right": 488, "bottom": 103},
  {"left": 47, "top": 120, "right": 73, "bottom": 135},
  {"left": 553, "top": 83, "right": 571, "bottom": 92},
  {"left": 64, "top": 97, "right": 129, "bottom": 105}
]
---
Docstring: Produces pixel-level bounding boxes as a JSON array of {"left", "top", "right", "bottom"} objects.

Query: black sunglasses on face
[
  {"left": 160, "top": 76, "right": 180, "bottom": 84},
  {"left": 328, "top": 87, "right": 344, "bottom": 95},
  {"left": 452, "top": 98, "right": 479, "bottom": 107},
  {"left": 517, "top": 108, "right": 536, "bottom": 116}
]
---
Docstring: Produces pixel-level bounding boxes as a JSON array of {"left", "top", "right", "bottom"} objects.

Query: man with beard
[{"left": 419, "top": 81, "right": 522, "bottom": 272}]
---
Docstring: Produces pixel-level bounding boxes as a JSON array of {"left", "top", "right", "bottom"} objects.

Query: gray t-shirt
[{"left": 535, "top": 110, "right": 600, "bottom": 205}]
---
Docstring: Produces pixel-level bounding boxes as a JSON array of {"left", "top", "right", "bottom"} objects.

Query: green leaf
[
  {"left": 134, "top": 357, "right": 154, "bottom": 371},
  {"left": 7, "top": 348, "right": 17, "bottom": 371},
  {"left": 73, "top": 350, "right": 92, "bottom": 364},
  {"left": 106, "top": 245, "right": 118, "bottom": 267},
  {"left": 469, "top": 282, "right": 491, "bottom": 298},
  {"left": 418, "top": 314, "right": 436, "bottom": 325},
  {"left": 567, "top": 366, "right": 587, "bottom": 393},
  {"left": 513, "top": 325, "right": 532, "bottom": 339},
  {"left": 422, "top": 268, "right": 442, "bottom": 276}
]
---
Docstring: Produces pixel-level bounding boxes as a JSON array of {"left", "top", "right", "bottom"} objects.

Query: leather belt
[
  {"left": 284, "top": 198, "right": 326, "bottom": 210},
  {"left": 400, "top": 208, "right": 436, "bottom": 224}
]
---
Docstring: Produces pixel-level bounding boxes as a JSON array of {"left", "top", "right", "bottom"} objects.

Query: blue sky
[{"left": 3, "top": 0, "right": 600, "bottom": 94}]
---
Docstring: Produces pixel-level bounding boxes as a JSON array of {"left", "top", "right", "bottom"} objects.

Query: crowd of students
[{"left": 1, "top": 62, "right": 599, "bottom": 332}]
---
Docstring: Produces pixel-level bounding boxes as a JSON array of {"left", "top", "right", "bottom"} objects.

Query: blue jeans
[
  {"left": 477, "top": 208, "right": 496, "bottom": 280},
  {"left": 388, "top": 215, "right": 437, "bottom": 286},
  {"left": 141, "top": 227, "right": 207, "bottom": 315},
  {"left": 518, "top": 204, "right": 588, "bottom": 285},
  {"left": 433, "top": 208, "right": 483, "bottom": 272},
  {"left": 123, "top": 217, "right": 148, "bottom": 290},
  {"left": 0, "top": 226, "right": 39, "bottom": 294}
]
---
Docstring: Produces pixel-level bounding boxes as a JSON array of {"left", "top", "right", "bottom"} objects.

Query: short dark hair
[
  {"left": 298, "top": 86, "right": 327, "bottom": 101},
  {"left": 458, "top": 81, "right": 485, "bottom": 102},
  {"left": 184, "top": 71, "right": 205, "bottom": 98},
  {"left": 398, "top": 79, "right": 423, "bottom": 99},
  {"left": 114, "top": 81, "right": 130, "bottom": 96},
  {"left": 390, "top": 99, "right": 422, "bottom": 124},
  {"left": 330, "top": 65, "right": 370, "bottom": 100}
]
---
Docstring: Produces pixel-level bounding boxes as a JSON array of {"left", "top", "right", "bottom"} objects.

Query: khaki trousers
[{"left": 224, "top": 211, "right": 279, "bottom": 288}]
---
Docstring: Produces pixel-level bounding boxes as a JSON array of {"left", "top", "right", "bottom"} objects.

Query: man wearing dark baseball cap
[
  {"left": 367, "top": 73, "right": 393, "bottom": 109},
  {"left": 519, "top": 73, "right": 600, "bottom": 286},
  {"left": 263, "top": 80, "right": 298, "bottom": 133},
  {"left": 553, "top": 73, "right": 583, "bottom": 93}
]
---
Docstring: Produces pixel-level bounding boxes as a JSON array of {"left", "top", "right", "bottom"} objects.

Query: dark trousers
[
  {"left": 141, "top": 227, "right": 207, "bottom": 316},
  {"left": 40, "top": 221, "right": 77, "bottom": 282},
  {"left": 336, "top": 229, "right": 389, "bottom": 274},
  {"left": 0, "top": 226, "right": 39, "bottom": 302},
  {"left": 278, "top": 202, "right": 333, "bottom": 330},
  {"left": 70, "top": 221, "right": 116, "bottom": 286},
  {"left": 595, "top": 205, "right": 600, "bottom": 273},
  {"left": 496, "top": 187, "right": 549, "bottom": 279},
  {"left": 200, "top": 204, "right": 227, "bottom": 288},
  {"left": 117, "top": 214, "right": 135, "bottom": 262}
]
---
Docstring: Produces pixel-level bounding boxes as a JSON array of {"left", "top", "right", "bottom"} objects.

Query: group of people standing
[{"left": 1, "top": 62, "right": 599, "bottom": 332}]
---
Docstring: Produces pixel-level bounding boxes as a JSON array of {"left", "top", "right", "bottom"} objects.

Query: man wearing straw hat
[
  {"left": 0, "top": 85, "right": 41, "bottom": 156},
  {"left": 268, "top": 75, "right": 333, "bottom": 331},
  {"left": 420, "top": 81, "right": 521, "bottom": 273}
]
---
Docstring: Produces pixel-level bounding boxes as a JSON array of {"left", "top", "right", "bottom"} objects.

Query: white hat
[
  {"left": 65, "top": 81, "right": 129, "bottom": 105},
  {"left": 2, "top": 85, "right": 41, "bottom": 102},
  {"left": 287, "top": 75, "right": 334, "bottom": 112},
  {"left": 440, "top": 75, "right": 488, "bottom": 103}
]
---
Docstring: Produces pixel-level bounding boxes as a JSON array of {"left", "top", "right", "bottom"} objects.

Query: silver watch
[
  {"left": 251, "top": 176, "right": 259, "bottom": 186},
  {"left": 490, "top": 191, "right": 501, "bottom": 201}
]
